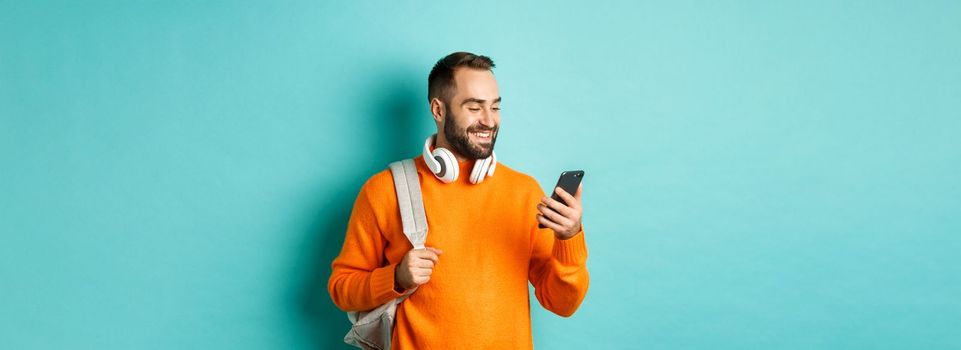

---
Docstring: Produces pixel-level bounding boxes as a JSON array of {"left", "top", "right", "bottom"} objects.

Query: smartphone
[{"left": 538, "top": 170, "right": 585, "bottom": 228}]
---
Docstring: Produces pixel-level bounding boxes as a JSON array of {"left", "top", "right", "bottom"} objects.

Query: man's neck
[{"left": 434, "top": 133, "right": 469, "bottom": 163}]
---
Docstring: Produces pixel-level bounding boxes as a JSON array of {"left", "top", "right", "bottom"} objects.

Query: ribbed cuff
[
  {"left": 370, "top": 263, "right": 404, "bottom": 304},
  {"left": 553, "top": 227, "right": 588, "bottom": 266}
]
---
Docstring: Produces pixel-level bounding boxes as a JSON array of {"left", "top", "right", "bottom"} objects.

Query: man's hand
[
  {"left": 536, "top": 184, "right": 584, "bottom": 240},
  {"left": 394, "top": 247, "right": 443, "bottom": 292}
]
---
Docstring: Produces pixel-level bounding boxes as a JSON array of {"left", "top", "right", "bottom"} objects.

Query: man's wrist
[
  {"left": 393, "top": 265, "right": 406, "bottom": 293},
  {"left": 555, "top": 224, "right": 583, "bottom": 240}
]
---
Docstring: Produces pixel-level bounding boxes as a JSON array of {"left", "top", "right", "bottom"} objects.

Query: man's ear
[{"left": 429, "top": 98, "right": 445, "bottom": 124}]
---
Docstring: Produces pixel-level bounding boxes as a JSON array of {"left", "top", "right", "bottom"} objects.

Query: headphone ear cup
[
  {"left": 488, "top": 151, "right": 497, "bottom": 177},
  {"left": 423, "top": 135, "right": 442, "bottom": 174},
  {"left": 469, "top": 159, "right": 483, "bottom": 184},
  {"left": 470, "top": 156, "right": 493, "bottom": 184},
  {"left": 433, "top": 148, "right": 458, "bottom": 183},
  {"left": 433, "top": 155, "right": 447, "bottom": 177}
]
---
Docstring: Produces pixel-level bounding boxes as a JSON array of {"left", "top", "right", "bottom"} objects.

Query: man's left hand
[{"left": 536, "top": 184, "right": 583, "bottom": 240}]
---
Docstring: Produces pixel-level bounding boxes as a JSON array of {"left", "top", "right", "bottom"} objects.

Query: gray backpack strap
[
  {"left": 344, "top": 159, "right": 427, "bottom": 350},
  {"left": 388, "top": 159, "right": 428, "bottom": 250}
]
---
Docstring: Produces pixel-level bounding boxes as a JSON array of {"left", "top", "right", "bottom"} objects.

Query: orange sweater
[{"left": 328, "top": 155, "right": 589, "bottom": 349}]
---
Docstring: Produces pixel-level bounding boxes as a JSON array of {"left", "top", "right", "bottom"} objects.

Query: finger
[
  {"left": 425, "top": 247, "right": 443, "bottom": 255},
  {"left": 554, "top": 186, "right": 580, "bottom": 210},
  {"left": 536, "top": 213, "right": 565, "bottom": 232},
  {"left": 537, "top": 204, "right": 573, "bottom": 228},
  {"left": 415, "top": 267, "right": 433, "bottom": 276},
  {"left": 541, "top": 195, "right": 574, "bottom": 217},
  {"left": 414, "top": 259, "right": 435, "bottom": 269},
  {"left": 574, "top": 183, "right": 583, "bottom": 202},
  {"left": 414, "top": 275, "right": 431, "bottom": 285},
  {"left": 414, "top": 250, "right": 440, "bottom": 263}
]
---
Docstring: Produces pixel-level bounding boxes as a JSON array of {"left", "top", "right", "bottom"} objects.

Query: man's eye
[
  {"left": 492, "top": 107, "right": 500, "bottom": 111},
  {"left": 469, "top": 108, "right": 481, "bottom": 112}
]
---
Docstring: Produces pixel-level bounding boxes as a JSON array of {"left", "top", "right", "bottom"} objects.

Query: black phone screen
[{"left": 539, "top": 170, "right": 585, "bottom": 228}]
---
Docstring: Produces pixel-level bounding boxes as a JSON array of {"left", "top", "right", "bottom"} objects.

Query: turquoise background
[{"left": 2, "top": 1, "right": 959, "bottom": 349}]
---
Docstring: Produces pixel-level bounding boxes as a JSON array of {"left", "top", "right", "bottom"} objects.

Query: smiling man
[{"left": 328, "top": 52, "right": 589, "bottom": 349}]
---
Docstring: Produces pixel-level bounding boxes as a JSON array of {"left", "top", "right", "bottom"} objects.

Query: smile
[{"left": 471, "top": 131, "right": 493, "bottom": 141}]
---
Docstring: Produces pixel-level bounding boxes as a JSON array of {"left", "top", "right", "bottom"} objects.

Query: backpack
[{"left": 343, "top": 159, "right": 428, "bottom": 350}]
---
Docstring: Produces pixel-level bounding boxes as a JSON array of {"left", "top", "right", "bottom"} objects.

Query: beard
[{"left": 443, "top": 105, "right": 498, "bottom": 160}]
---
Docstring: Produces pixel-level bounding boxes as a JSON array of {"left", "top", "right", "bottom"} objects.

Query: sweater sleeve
[
  {"left": 528, "top": 189, "right": 590, "bottom": 317},
  {"left": 327, "top": 183, "right": 405, "bottom": 312}
]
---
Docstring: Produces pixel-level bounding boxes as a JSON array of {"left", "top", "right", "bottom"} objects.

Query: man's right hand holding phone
[{"left": 536, "top": 183, "right": 584, "bottom": 240}]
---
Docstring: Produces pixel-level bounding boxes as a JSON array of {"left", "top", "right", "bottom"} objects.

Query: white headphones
[{"left": 422, "top": 134, "right": 497, "bottom": 184}]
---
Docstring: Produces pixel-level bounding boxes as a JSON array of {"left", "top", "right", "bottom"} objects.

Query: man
[{"left": 328, "top": 52, "right": 589, "bottom": 349}]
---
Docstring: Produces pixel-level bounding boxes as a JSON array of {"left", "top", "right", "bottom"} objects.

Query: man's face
[{"left": 441, "top": 68, "right": 501, "bottom": 160}]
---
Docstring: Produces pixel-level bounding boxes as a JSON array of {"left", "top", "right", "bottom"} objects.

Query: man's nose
[{"left": 479, "top": 109, "right": 496, "bottom": 127}]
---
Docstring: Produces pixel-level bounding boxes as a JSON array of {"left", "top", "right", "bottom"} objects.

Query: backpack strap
[
  {"left": 342, "top": 159, "right": 426, "bottom": 349},
  {"left": 388, "top": 159, "right": 428, "bottom": 250}
]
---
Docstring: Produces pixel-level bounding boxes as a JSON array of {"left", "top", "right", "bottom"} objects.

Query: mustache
[{"left": 466, "top": 125, "right": 498, "bottom": 133}]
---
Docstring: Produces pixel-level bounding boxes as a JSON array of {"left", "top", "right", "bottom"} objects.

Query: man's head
[{"left": 428, "top": 52, "right": 501, "bottom": 160}]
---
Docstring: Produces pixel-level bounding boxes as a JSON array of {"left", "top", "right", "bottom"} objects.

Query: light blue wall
[{"left": 2, "top": 1, "right": 959, "bottom": 349}]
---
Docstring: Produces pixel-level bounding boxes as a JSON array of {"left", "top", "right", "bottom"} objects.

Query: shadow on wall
[{"left": 294, "top": 69, "right": 426, "bottom": 349}]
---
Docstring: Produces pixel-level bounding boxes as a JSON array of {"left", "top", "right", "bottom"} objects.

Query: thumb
[{"left": 425, "top": 247, "right": 443, "bottom": 255}]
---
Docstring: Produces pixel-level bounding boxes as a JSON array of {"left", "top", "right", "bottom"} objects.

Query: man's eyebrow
[{"left": 461, "top": 97, "right": 503, "bottom": 106}]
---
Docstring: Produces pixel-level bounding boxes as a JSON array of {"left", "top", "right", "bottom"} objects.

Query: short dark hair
[{"left": 428, "top": 52, "right": 495, "bottom": 103}]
